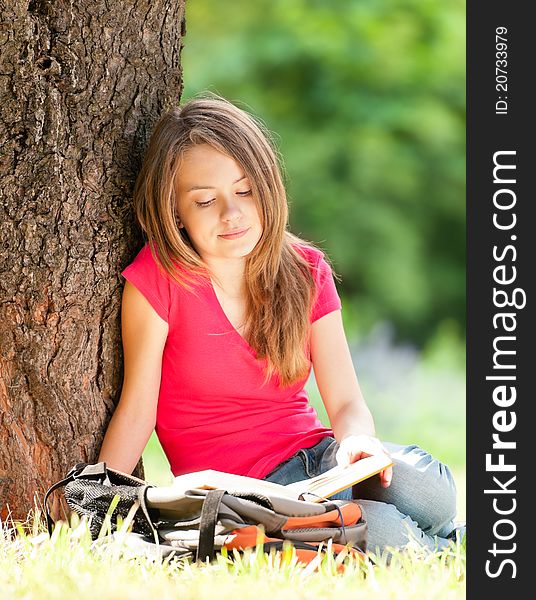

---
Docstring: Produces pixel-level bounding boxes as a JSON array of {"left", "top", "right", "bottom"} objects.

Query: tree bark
[{"left": 0, "top": 0, "right": 185, "bottom": 520}]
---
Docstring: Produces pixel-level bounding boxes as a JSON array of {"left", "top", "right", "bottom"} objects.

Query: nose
[{"left": 220, "top": 194, "right": 243, "bottom": 223}]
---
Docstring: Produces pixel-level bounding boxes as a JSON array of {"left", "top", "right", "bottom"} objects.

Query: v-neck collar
[{"left": 207, "top": 279, "right": 257, "bottom": 358}]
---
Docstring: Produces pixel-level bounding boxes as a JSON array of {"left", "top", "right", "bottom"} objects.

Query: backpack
[{"left": 44, "top": 462, "right": 367, "bottom": 565}]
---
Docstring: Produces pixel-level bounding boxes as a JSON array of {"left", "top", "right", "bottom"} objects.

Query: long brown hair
[{"left": 133, "top": 93, "right": 332, "bottom": 388}]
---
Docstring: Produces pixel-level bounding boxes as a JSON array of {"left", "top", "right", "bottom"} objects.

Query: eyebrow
[{"left": 186, "top": 175, "right": 247, "bottom": 192}]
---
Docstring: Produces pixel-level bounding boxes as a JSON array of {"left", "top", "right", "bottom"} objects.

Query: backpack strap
[
  {"left": 44, "top": 462, "right": 114, "bottom": 535},
  {"left": 197, "top": 489, "right": 226, "bottom": 563},
  {"left": 136, "top": 485, "right": 160, "bottom": 543},
  {"left": 43, "top": 462, "right": 89, "bottom": 535}
]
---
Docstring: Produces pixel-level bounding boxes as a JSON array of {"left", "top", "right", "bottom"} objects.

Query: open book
[{"left": 171, "top": 453, "right": 393, "bottom": 503}]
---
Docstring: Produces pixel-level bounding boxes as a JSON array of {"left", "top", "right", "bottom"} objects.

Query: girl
[{"left": 98, "top": 94, "right": 459, "bottom": 554}]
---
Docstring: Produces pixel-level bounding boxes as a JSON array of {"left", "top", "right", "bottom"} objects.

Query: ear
[{"left": 177, "top": 220, "right": 184, "bottom": 229}]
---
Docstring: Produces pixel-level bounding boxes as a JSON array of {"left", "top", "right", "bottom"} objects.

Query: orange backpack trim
[{"left": 284, "top": 501, "right": 362, "bottom": 530}]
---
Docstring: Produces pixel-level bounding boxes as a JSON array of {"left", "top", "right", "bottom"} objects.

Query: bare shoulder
[{"left": 121, "top": 281, "right": 168, "bottom": 358}]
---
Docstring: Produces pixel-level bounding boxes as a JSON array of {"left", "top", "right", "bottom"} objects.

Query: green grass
[{"left": 1, "top": 510, "right": 465, "bottom": 599}]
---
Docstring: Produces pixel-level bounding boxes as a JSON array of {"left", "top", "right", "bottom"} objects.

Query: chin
[
  {"left": 226, "top": 243, "right": 257, "bottom": 258},
  {"left": 221, "top": 233, "right": 262, "bottom": 258}
]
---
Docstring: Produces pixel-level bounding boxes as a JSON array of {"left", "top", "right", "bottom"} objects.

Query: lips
[{"left": 218, "top": 227, "right": 250, "bottom": 239}]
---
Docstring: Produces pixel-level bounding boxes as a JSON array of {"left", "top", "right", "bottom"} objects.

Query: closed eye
[
  {"left": 195, "top": 199, "right": 215, "bottom": 207},
  {"left": 195, "top": 190, "right": 251, "bottom": 207}
]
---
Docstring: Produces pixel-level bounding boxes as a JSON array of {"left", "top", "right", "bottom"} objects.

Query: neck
[{"left": 204, "top": 256, "right": 247, "bottom": 296}]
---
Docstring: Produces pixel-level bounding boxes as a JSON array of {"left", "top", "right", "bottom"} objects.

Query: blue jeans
[{"left": 263, "top": 436, "right": 458, "bottom": 554}]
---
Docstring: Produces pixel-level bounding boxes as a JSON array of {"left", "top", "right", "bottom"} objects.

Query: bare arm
[
  {"left": 310, "top": 309, "right": 375, "bottom": 440},
  {"left": 310, "top": 309, "right": 393, "bottom": 487},
  {"left": 97, "top": 280, "right": 169, "bottom": 474}
]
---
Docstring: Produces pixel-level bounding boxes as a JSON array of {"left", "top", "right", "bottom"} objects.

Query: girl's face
[{"left": 175, "top": 144, "right": 263, "bottom": 263}]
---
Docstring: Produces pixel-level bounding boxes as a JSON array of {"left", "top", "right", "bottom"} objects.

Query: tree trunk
[{"left": 0, "top": 0, "right": 185, "bottom": 520}]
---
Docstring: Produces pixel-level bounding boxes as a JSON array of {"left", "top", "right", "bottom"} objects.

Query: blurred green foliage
[{"left": 181, "top": 0, "right": 465, "bottom": 345}]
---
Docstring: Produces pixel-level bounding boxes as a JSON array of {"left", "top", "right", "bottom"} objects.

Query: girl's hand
[{"left": 335, "top": 434, "right": 393, "bottom": 488}]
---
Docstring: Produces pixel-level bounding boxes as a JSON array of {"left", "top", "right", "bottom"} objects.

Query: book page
[
  {"left": 170, "top": 453, "right": 393, "bottom": 502},
  {"left": 284, "top": 454, "right": 393, "bottom": 499},
  {"left": 171, "top": 469, "right": 301, "bottom": 500}
]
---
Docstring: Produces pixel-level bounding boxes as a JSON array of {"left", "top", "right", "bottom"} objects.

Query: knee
[
  {"left": 423, "top": 464, "right": 458, "bottom": 534},
  {"left": 359, "top": 499, "right": 442, "bottom": 554},
  {"left": 387, "top": 444, "right": 458, "bottom": 531},
  {"left": 433, "top": 461, "right": 458, "bottom": 523}
]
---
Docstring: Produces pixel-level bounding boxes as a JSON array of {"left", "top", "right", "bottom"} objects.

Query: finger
[
  {"left": 380, "top": 466, "right": 393, "bottom": 488},
  {"left": 337, "top": 446, "right": 367, "bottom": 466},
  {"left": 348, "top": 450, "right": 367, "bottom": 465}
]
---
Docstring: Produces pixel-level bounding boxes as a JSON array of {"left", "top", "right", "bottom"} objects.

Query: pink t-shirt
[{"left": 121, "top": 242, "right": 342, "bottom": 479}]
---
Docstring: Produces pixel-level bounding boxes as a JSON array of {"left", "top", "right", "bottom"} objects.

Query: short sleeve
[
  {"left": 121, "top": 244, "right": 172, "bottom": 323},
  {"left": 310, "top": 250, "right": 342, "bottom": 323}
]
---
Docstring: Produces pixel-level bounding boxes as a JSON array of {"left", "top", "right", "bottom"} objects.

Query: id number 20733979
[{"left": 496, "top": 27, "right": 508, "bottom": 115}]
